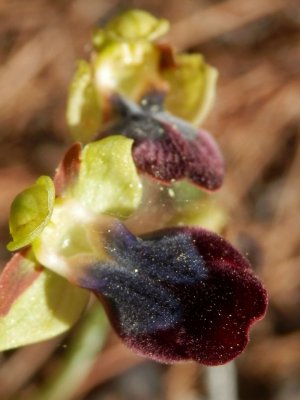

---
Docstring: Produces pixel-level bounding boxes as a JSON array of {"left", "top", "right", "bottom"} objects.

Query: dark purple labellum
[
  {"left": 100, "top": 95, "right": 224, "bottom": 191},
  {"left": 79, "top": 224, "right": 268, "bottom": 365},
  {"left": 132, "top": 123, "right": 224, "bottom": 191}
]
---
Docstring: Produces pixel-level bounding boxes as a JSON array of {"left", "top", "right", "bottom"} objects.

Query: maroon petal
[
  {"left": 101, "top": 95, "right": 224, "bottom": 191},
  {"left": 79, "top": 224, "right": 268, "bottom": 365},
  {"left": 133, "top": 123, "right": 224, "bottom": 190}
]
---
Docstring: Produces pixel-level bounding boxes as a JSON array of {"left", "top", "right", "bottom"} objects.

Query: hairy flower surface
[
  {"left": 101, "top": 94, "right": 224, "bottom": 190},
  {"left": 80, "top": 223, "right": 267, "bottom": 365}
]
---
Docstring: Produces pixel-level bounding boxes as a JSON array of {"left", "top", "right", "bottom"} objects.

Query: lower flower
[{"left": 1, "top": 136, "right": 267, "bottom": 364}]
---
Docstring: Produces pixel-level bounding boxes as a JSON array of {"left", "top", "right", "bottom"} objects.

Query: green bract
[
  {"left": 163, "top": 53, "right": 218, "bottom": 125},
  {"left": 71, "top": 135, "right": 142, "bottom": 218},
  {"left": 7, "top": 176, "right": 55, "bottom": 251},
  {"left": 0, "top": 251, "right": 88, "bottom": 351},
  {"left": 66, "top": 61, "right": 101, "bottom": 143}
]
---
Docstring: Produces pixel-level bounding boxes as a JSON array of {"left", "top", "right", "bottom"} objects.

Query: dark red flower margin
[{"left": 79, "top": 222, "right": 268, "bottom": 365}]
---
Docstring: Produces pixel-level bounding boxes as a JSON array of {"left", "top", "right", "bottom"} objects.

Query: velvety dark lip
[
  {"left": 78, "top": 223, "right": 268, "bottom": 365},
  {"left": 98, "top": 94, "right": 224, "bottom": 190}
]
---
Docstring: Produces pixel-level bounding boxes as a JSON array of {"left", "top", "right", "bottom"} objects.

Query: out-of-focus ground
[{"left": 0, "top": 0, "right": 300, "bottom": 399}]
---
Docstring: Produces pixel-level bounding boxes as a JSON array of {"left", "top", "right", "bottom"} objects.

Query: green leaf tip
[
  {"left": 66, "top": 60, "right": 102, "bottom": 143},
  {"left": 7, "top": 176, "right": 55, "bottom": 252},
  {"left": 93, "top": 9, "right": 169, "bottom": 47},
  {"left": 71, "top": 135, "right": 142, "bottom": 218}
]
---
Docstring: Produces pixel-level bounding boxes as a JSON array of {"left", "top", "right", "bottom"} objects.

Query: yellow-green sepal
[
  {"left": 31, "top": 197, "right": 107, "bottom": 279},
  {"left": 103, "top": 9, "right": 169, "bottom": 41},
  {"left": 168, "top": 181, "right": 227, "bottom": 232},
  {"left": 70, "top": 135, "right": 142, "bottom": 218},
  {"left": 32, "top": 136, "right": 142, "bottom": 279},
  {"left": 94, "top": 40, "right": 161, "bottom": 102},
  {"left": 0, "top": 250, "right": 89, "bottom": 351},
  {"left": 170, "top": 199, "right": 227, "bottom": 233},
  {"left": 92, "top": 9, "right": 169, "bottom": 49},
  {"left": 163, "top": 53, "right": 218, "bottom": 125},
  {"left": 66, "top": 60, "right": 102, "bottom": 143},
  {"left": 7, "top": 176, "right": 55, "bottom": 252}
]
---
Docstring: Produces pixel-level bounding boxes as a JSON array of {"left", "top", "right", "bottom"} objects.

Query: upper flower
[
  {"left": 100, "top": 93, "right": 224, "bottom": 190},
  {"left": 66, "top": 9, "right": 218, "bottom": 141},
  {"left": 66, "top": 9, "right": 221, "bottom": 191}
]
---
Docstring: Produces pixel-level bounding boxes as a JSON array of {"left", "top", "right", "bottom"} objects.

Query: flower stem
[
  {"left": 34, "top": 304, "right": 108, "bottom": 400},
  {"left": 206, "top": 362, "right": 238, "bottom": 400}
]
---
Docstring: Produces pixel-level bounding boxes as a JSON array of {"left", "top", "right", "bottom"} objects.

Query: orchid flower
[
  {"left": 100, "top": 93, "right": 224, "bottom": 191},
  {"left": 0, "top": 134, "right": 267, "bottom": 364},
  {"left": 66, "top": 9, "right": 218, "bottom": 143}
]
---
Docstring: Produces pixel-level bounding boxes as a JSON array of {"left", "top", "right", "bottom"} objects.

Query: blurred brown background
[{"left": 0, "top": 0, "right": 300, "bottom": 399}]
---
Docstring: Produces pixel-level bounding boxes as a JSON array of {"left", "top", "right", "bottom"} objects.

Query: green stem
[{"left": 35, "top": 304, "right": 108, "bottom": 400}]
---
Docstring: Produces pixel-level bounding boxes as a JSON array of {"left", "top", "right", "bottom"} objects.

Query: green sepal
[
  {"left": 169, "top": 199, "right": 227, "bottom": 232},
  {"left": 0, "top": 250, "right": 89, "bottom": 351},
  {"left": 94, "top": 40, "right": 161, "bottom": 102},
  {"left": 33, "top": 136, "right": 141, "bottom": 278},
  {"left": 103, "top": 9, "right": 169, "bottom": 41},
  {"left": 32, "top": 198, "right": 107, "bottom": 279},
  {"left": 169, "top": 182, "right": 227, "bottom": 233},
  {"left": 66, "top": 60, "right": 102, "bottom": 143},
  {"left": 92, "top": 9, "right": 169, "bottom": 49},
  {"left": 71, "top": 135, "right": 142, "bottom": 218},
  {"left": 163, "top": 53, "right": 218, "bottom": 125},
  {"left": 7, "top": 176, "right": 55, "bottom": 251}
]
